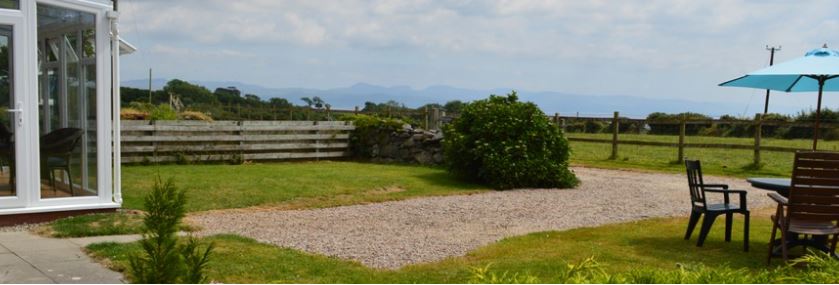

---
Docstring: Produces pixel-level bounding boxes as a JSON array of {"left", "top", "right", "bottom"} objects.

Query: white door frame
[
  {"left": 29, "top": 0, "right": 113, "bottom": 208},
  {"left": 0, "top": 7, "right": 29, "bottom": 209}
]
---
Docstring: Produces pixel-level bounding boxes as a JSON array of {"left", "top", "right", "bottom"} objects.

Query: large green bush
[{"left": 443, "top": 92, "right": 578, "bottom": 190}]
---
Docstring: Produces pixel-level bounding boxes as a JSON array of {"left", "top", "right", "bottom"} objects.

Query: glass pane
[
  {"left": 0, "top": 25, "right": 14, "bottom": 197},
  {"left": 0, "top": 0, "right": 19, "bottom": 10},
  {"left": 37, "top": 4, "right": 97, "bottom": 198}
]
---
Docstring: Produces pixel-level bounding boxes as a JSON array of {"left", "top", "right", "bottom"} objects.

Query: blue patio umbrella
[{"left": 720, "top": 44, "right": 839, "bottom": 150}]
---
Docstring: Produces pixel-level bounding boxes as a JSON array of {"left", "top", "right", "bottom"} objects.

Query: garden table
[{"left": 746, "top": 177, "right": 833, "bottom": 256}]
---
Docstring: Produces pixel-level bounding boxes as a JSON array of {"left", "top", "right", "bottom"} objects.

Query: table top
[{"left": 746, "top": 177, "right": 791, "bottom": 193}]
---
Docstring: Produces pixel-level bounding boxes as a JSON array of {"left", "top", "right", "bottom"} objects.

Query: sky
[{"left": 118, "top": 0, "right": 839, "bottom": 115}]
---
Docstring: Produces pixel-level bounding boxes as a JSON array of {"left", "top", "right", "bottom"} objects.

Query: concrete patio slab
[{"left": 0, "top": 232, "right": 125, "bottom": 284}]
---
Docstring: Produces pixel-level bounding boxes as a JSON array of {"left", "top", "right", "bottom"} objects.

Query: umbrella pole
[{"left": 813, "top": 78, "right": 825, "bottom": 150}]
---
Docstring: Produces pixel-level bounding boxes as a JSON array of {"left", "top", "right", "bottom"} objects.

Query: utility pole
[
  {"left": 763, "top": 46, "right": 781, "bottom": 115},
  {"left": 148, "top": 68, "right": 153, "bottom": 104}
]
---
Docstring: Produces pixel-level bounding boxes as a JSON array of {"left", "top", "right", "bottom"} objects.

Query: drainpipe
[{"left": 107, "top": 6, "right": 122, "bottom": 204}]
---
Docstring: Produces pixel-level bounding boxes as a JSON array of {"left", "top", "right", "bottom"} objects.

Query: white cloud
[{"left": 118, "top": 0, "right": 839, "bottom": 107}]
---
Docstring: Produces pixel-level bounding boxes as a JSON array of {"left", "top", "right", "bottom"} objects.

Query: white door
[{"left": 0, "top": 9, "right": 26, "bottom": 209}]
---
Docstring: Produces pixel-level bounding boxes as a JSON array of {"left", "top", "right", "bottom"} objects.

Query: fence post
[
  {"left": 678, "top": 114, "right": 686, "bottom": 162},
  {"left": 354, "top": 106, "right": 359, "bottom": 115},
  {"left": 554, "top": 113, "right": 560, "bottom": 125},
  {"left": 754, "top": 113, "right": 762, "bottom": 166},
  {"left": 432, "top": 108, "right": 441, "bottom": 130},
  {"left": 424, "top": 106, "right": 429, "bottom": 130},
  {"left": 610, "top": 111, "right": 620, "bottom": 160},
  {"left": 289, "top": 109, "right": 293, "bottom": 121}
]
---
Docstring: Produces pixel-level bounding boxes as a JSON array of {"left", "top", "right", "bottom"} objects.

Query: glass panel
[
  {"left": 0, "top": 0, "right": 19, "bottom": 10},
  {"left": 37, "top": 4, "right": 97, "bottom": 198},
  {"left": 0, "top": 25, "right": 14, "bottom": 197}
]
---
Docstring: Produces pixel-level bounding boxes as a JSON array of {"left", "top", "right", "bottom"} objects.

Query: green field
[
  {"left": 567, "top": 133, "right": 839, "bottom": 178},
  {"left": 121, "top": 161, "right": 486, "bottom": 212},
  {"left": 88, "top": 210, "right": 807, "bottom": 283}
]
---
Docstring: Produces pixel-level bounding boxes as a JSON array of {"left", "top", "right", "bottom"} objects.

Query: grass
[
  {"left": 37, "top": 212, "right": 144, "bottom": 238},
  {"left": 36, "top": 212, "right": 196, "bottom": 238},
  {"left": 122, "top": 161, "right": 486, "bottom": 212},
  {"left": 88, "top": 209, "right": 798, "bottom": 283},
  {"left": 566, "top": 133, "right": 839, "bottom": 178}
]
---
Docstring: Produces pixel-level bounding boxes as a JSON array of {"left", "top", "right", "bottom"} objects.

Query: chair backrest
[
  {"left": 685, "top": 160, "right": 706, "bottom": 207},
  {"left": 40, "top": 128, "right": 84, "bottom": 155},
  {"left": 788, "top": 151, "right": 839, "bottom": 222}
]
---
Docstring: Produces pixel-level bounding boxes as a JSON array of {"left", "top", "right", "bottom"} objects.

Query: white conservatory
[{"left": 0, "top": 0, "right": 129, "bottom": 221}]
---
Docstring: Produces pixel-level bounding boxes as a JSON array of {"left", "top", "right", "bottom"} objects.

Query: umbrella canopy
[{"left": 720, "top": 45, "right": 839, "bottom": 150}]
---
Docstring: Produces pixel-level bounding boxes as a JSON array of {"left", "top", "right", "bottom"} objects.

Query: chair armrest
[
  {"left": 768, "top": 192, "right": 788, "bottom": 205},
  {"left": 705, "top": 189, "right": 748, "bottom": 209},
  {"left": 701, "top": 183, "right": 729, "bottom": 190}
]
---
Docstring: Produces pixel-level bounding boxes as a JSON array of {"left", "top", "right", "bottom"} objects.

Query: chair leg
[
  {"left": 725, "top": 213, "right": 733, "bottom": 242},
  {"left": 780, "top": 225, "right": 789, "bottom": 262},
  {"left": 743, "top": 211, "right": 750, "bottom": 252},
  {"left": 685, "top": 210, "right": 702, "bottom": 240},
  {"left": 767, "top": 217, "right": 778, "bottom": 265},
  {"left": 697, "top": 213, "right": 718, "bottom": 247},
  {"left": 65, "top": 168, "right": 74, "bottom": 196}
]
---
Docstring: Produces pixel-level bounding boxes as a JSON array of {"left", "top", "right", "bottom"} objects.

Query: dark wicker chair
[
  {"left": 684, "top": 160, "right": 750, "bottom": 251},
  {"left": 768, "top": 151, "right": 839, "bottom": 263},
  {"left": 40, "top": 128, "right": 83, "bottom": 195},
  {"left": 0, "top": 123, "right": 12, "bottom": 193}
]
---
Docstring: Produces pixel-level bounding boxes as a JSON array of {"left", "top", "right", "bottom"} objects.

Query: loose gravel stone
[{"left": 188, "top": 167, "right": 774, "bottom": 269}]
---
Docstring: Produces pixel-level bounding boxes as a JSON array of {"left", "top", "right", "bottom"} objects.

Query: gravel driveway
[{"left": 188, "top": 167, "right": 774, "bottom": 269}]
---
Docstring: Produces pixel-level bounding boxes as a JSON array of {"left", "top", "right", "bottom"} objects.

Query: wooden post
[
  {"left": 754, "top": 113, "right": 762, "bottom": 166},
  {"left": 326, "top": 105, "right": 332, "bottom": 121},
  {"left": 289, "top": 109, "right": 293, "bottom": 120},
  {"left": 554, "top": 113, "right": 560, "bottom": 124},
  {"left": 560, "top": 118, "right": 566, "bottom": 132},
  {"left": 610, "top": 111, "right": 619, "bottom": 160},
  {"left": 432, "top": 108, "right": 440, "bottom": 130},
  {"left": 424, "top": 106, "right": 429, "bottom": 130},
  {"left": 678, "top": 114, "right": 686, "bottom": 162},
  {"left": 354, "top": 106, "right": 359, "bottom": 115}
]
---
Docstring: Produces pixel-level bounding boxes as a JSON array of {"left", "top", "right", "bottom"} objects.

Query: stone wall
[{"left": 365, "top": 124, "right": 444, "bottom": 165}]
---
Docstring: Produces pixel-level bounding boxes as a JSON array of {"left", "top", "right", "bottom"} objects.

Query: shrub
[
  {"left": 443, "top": 91, "right": 578, "bottom": 190},
  {"left": 646, "top": 112, "right": 711, "bottom": 135},
  {"left": 128, "top": 177, "right": 213, "bottom": 284},
  {"left": 150, "top": 104, "right": 178, "bottom": 121},
  {"left": 343, "top": 114, "right": 406, "bottom": 158},
  {"left": 120, "top": 108, "right": 149, "bottom": 120},
  {"left": 179, "top": 111, "right": 213, "bottom": 121}
]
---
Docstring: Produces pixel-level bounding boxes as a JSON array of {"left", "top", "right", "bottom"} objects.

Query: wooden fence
[
  {"left": 120, "top": 120, "right": 355, "bottom": 164},
  {"left": 552, "top": 112, "right": 839, "bottom": 165}
]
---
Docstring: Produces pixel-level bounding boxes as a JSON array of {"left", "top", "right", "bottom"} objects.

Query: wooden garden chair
[
  {"left": 684, "top": 160, "right": 750, "bottom": 251},
  {"left": 768, "top": 151, "right": 839, "bottom": 263}
]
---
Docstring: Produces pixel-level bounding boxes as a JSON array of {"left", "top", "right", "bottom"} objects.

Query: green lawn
[
  {"left": 567, "top": 133, "right": 839, "bottom": 178},
  {"left": 122, "top": 161, "right": 486, "bottom": 212},
  {"left": 88, "top": 209, "right": 804, "bottom": 283}
]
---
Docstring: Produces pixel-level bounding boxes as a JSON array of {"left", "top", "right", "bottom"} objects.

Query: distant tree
[
  {"left": 444, "top": 100, "right": 466, "bottom": 113},
  {"left": 163, "top": 80, "right": 216, "bottom": 106},
  {"left": 243, "top": 94, "right": 262, "bottom": 105},
  {"left": 300, "top": 97, "right": 314, "bottom": 108},
  {"left": 268, "top": 98, "right": 292, "bottom": 108}
]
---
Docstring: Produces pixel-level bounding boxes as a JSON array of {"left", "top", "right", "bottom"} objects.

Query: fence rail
[
  {"left": 552, "top": 112, "right": 839, "bottom": 164},
  {"left": 121, "top": 120, "right": 354, "bottom": 164}
]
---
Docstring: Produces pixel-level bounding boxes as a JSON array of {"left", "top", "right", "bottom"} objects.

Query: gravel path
[{"left": 188, "top": 167, "right": 774, "bottom": 269}]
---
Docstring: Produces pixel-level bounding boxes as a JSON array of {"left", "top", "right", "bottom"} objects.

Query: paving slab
[
  {"left": 0, "top": 264, "right": 53, "bottom": 284},
  {"left": 0, "top": 232, "right": 126, "bottom": 284}
]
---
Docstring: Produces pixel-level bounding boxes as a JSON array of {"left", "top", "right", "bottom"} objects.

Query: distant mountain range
[{"left": 122, "top": 79, "right": 758, "bottom": 118}]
